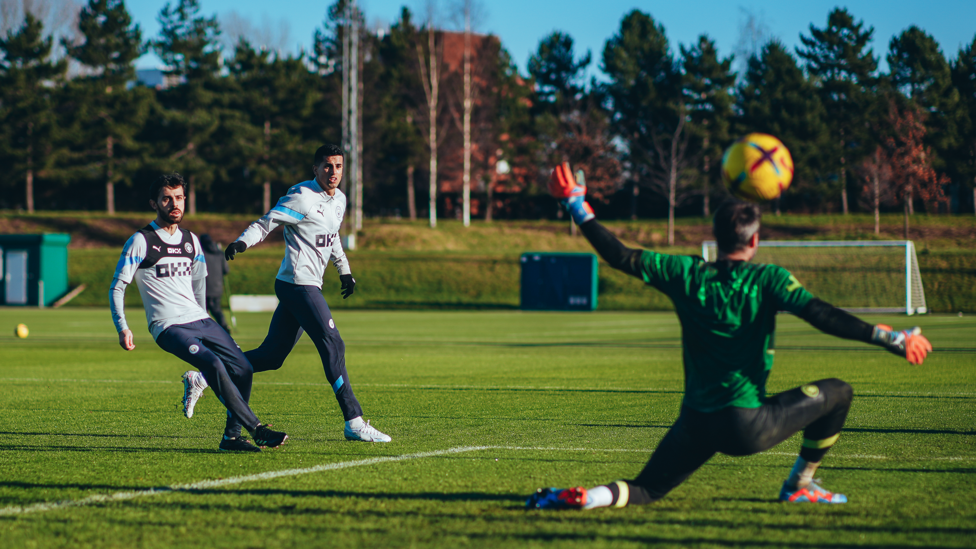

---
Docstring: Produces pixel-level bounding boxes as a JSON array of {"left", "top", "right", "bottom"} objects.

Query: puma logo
[{"left": 152, "top": 245, "right": 161, "bottom": 252}]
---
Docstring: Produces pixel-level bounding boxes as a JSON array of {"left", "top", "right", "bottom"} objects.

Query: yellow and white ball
[
  {"left": 721, "top": 133, "right": 794, "bottom": 202},
  {"left": 14, "top": 324, "right": 29, "bottom": 338}
]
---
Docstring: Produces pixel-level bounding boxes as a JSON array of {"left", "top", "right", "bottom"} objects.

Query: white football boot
[
  {"left": 181, "top": 371, "right": 207, "bottom": 418},
  {"left": 344, "top": 419, "right": 392, "bottom": 442}
]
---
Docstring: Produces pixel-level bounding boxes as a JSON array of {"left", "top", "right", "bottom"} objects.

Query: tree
[
  {"left": 149, "top": 0, "right": 222, "bottom": 215},
  {"left": 737, "top": 41, "right": 832, "bottom": 212},
  {"left": 61, "top": 0, "right": 149, "bottom": 213},
  {"left": 797, "top": 8, "right": 879, "bottom": 214},
  {"left": 881, "top": 101, "right": 948, "bottom": 237},
  {"left": 481, "top": 44, "right": 535, "bottom": 222},
  {"left": 603, "top": 10, "right": 684, "bottom": 243},
  {"left": 224, "top": 41, "right": 317, "bottom": 213},
  {"left": 414, "top": 2, "right": 445, "bottom": 228},
  {"left": 0, "top": 13, "right": 67, "bottom": 212},
  {"left": 376, "top": 7, "right": 424, "bottom": 220},
  {"left": 887, "top": 26, "right": 960, "bottom": 174},
  {"left": 951, "top": 35, "right": 976, "bottom": 214},
  {"left": 681, "top": 35, "right": 735, "bottom": 217},
  {"left": 531, "top": 30, "right": 619, "bottom": 233}
]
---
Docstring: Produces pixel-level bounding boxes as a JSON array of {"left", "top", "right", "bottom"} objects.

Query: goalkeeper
[{"left": 528, "top": 164, "right": 932, "bottom": 510}]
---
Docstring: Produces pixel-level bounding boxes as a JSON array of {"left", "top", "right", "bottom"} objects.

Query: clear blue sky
[{"left": 130, "top": 0, "right": 976, "bottom": 78}]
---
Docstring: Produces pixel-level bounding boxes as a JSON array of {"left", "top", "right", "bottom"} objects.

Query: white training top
[
  {"left": 236, "top": 179, "right": 351, "bottom": 288},
  {"left": 109, "top": 221, "right": 209, "bottom": 340}
]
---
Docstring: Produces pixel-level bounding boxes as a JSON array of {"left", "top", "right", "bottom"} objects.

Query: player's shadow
[
  {"left": 181, "top": 487, "right": 523, "bottom": 504},
  {"left": 841, "top": 426, "right": 976, "bottom": 435},
  {"left": 0, "top": 445, "right": 217, "bottom": 454},
  {"left": 0, "top": 431, "right": 188, "bottom": 439},
  {"left": 501, "top": 531, "right": 968, "bottom": 548},
  {"left": 0, "top": 480, "right": 154, "bottom": 493}
]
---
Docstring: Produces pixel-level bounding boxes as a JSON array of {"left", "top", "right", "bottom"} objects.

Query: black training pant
[
  {"left": 225, "top": 279, "right": 363, "bottom": 437},
  {"left": 630, "top": 378, "right": 853, "bottom": 504},
  {"left": 205, "top": 296, "right": 231, "bottom": 333},
  {"left": 155, "top": 318, "right": 259, "bottom": 438}
]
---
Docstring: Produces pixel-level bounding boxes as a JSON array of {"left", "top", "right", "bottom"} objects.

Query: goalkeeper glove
[
  {"left": 548, "top": 162, "right": 595, "bottom": 226},
  {"left": 339, "top": 274, "right": 356, "bottom": 299},
  {"left": 225, "top": 241, "right": 247, "bottom": 261},
  {"left": 871, "top": 324, "right": 933, "bottom": 365}
]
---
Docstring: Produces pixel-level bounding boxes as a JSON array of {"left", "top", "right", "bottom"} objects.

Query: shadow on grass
[
  {"left": 0, "top": 445, "right": 217, "bottom": 454},
  {"left": 0, "top": 480, "right": 152, "bottom": 492},
  {"left": 842, "top": 427, "right": 976, "bottom": 435},
  {"left": 0, "top": 431, "right": 188, "bottom": 439},
  {"left": 104, "top": 497, "right": 975, "bottom": 548}
]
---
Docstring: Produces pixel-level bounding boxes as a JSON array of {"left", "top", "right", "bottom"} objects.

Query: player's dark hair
[
  {"left": 314, "top": 144, "right": 344, "bottom": 165},
  {"left": 149, "top": 173, "right": 186, "bottom": 203},
  {"left": 713, "top": 200, "right": 761, "bottom": 253}
]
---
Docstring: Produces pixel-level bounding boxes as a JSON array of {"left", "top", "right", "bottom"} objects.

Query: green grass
[{"left": 0, "top": 308, "right": 974, "bottom": 548}]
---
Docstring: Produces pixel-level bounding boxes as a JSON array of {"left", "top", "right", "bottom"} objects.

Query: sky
[{"left": 129, "top": 0, "right": 976, "bottom": 78}]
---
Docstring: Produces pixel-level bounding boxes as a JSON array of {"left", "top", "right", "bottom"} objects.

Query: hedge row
[{"left": 66, "top": 247, "right": 975, "bottom": 313}]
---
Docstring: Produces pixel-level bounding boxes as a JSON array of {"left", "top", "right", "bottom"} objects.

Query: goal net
[{"left": 701, "top": 240, "right": 927, "bottom": 315}]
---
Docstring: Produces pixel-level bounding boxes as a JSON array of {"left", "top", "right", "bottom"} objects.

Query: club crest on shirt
[
  {"left": 329, "top": 318, "right": 335, "bottom": 329},
  {"left": 184, "top": 242, "right": 193, "bottom": 253},
  {"left": 336, "top": 206, "right": 344, "bottom": 220},
  {"left": 189, "top": 344, "right": 200, "bottom": 354}
]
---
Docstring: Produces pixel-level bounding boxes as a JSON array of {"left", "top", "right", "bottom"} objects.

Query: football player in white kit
[
  {"left": 181, "top": 145, "right": 391, "bottom": 443},
  {"left": 112, "top": 173, "right": 287, "bottom": 452}
]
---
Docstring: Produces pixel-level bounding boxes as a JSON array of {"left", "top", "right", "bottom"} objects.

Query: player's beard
[{"left": 166, "top": 209, "right": 183, "bottom": 223}]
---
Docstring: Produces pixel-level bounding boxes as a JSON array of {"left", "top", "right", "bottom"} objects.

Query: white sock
[
  {"left": 346, "top": 416, "right": 365, "bottom": 430},
  {"left": 583, "top": 485, "right": 613, "bottom": 509},
  {"left": 786, "top": 457, "right": 820, "bottom": 489}
]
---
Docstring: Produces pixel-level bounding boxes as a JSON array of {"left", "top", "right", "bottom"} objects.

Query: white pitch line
[
  {"left": 2, "top": 378, "right": 975, "bottom": 397},
  {"left": 2, "top": 445, "right": 973, "bottom": 517},
  {"left": 0, "top": 445, "right": 494, "bottom": 517}
]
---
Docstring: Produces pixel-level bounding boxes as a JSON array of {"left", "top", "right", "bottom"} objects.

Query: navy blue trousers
[
  {"left": 226, "top": 279, "right": 362, "bottom": 436},
  {"left": 155, "top": 318, "right": 259, "bottom": 438}
]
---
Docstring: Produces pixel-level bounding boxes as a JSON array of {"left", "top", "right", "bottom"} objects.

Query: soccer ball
[
  {"left": 721, "top": 133, "right": 794, "bottom": 202},
  {"left": 14, "top": 323, "right": 29, "bottom": 338}
]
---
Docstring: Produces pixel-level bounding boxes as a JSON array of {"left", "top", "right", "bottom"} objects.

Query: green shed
[{"left": 0, "top": 234, "right": 71, "bottom": 307}]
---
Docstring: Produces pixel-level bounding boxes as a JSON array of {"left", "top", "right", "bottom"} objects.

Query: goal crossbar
[{"left": 700, "top": 240, "right": 927, "bottom": 315}]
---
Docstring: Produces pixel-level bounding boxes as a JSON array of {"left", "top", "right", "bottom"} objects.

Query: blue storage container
[{"left": 519, "top": 252, "right": 598, "bottom": 311}]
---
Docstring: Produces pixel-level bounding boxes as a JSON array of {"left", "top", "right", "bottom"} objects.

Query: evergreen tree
[
  {"left": 602, "top": 10, "right": 685, "bottom": 241},
  {"left": 61, "top": 0, "right": 151, "bottom": 213},
  {"left": 224, "top": 40, "right": 317, "bottom": 213},
  {"left": 681, "top": 35, "right": 736, "bottom": 216},
  {"left": 951, "top": 36, "right": 976, "bottom": 213},
  {"left": 0, "top": 14, "right": 67, "bottom": 212},
  {"left": 887, "top": 26, "right": 959, "bottom": 171},
  {"left": 797, "top": 7, "right": 879, "bottom": 213},
  {"left": 737, "top": 41, "right": 832, "bottom": 211},
  {"left": 375, "top": 7, "right": 424, "bottom": 218},
  {"left": 530, "top": 31, "right": 619, "bottom": 213},
  {"left": 149, "top": 0, "right": 222, "bottom": 214}
]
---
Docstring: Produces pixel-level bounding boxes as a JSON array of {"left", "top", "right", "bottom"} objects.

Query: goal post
[{"left": 700, "top": 240, "right": 927, "bottom": 315}]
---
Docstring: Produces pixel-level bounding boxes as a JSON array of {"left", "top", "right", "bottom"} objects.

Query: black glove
[
  {"left": 225, "top": 241, "right": 247, "bottom": 261},
  {"left": 339, "top": 274, "right": 356, "bottom": 299}
]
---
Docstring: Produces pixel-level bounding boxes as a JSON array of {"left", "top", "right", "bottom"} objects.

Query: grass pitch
[{"left": 0, "top": 308, "right": 974, "bottom": 548}]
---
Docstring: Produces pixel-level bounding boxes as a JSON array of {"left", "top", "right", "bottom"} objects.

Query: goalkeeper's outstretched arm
[
  {"left": 797, "top": 299, "right": 932, "bottom": 365},
  {"left": 547, "top": 162, "right": 644, "bottom": 279},
  {"left": 578, "top": 219, "right": 643, "bottom": 279}
]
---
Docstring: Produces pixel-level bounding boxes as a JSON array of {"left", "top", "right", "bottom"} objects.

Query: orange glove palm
[{"left": 873, "top": 325, "right": 933, "bottom": 365}]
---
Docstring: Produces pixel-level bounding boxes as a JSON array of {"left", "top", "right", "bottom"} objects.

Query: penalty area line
[{"left": 0, "top": 445, "right": 493, "bottom": 517}]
